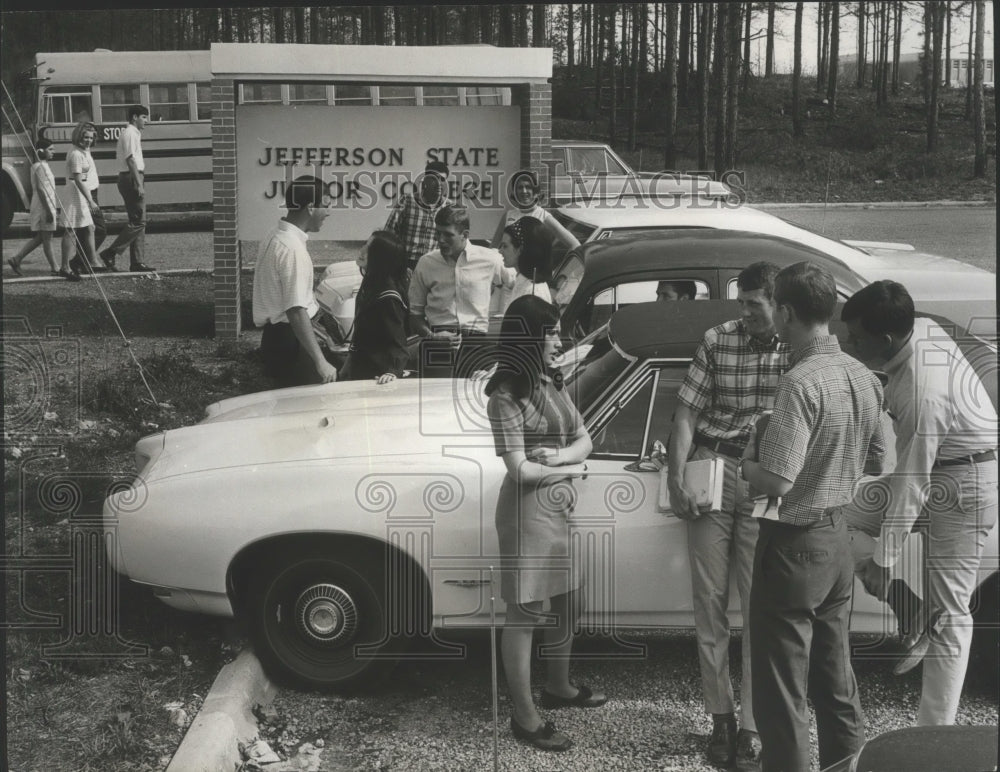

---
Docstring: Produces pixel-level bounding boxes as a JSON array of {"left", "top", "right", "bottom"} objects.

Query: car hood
[{"left": 143, "top": 378, "right": 488, "bottom": 482}]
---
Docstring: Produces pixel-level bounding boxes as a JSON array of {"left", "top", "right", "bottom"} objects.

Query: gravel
[{"left": 255, "top": 630, "right": 998, "bottom": 771}]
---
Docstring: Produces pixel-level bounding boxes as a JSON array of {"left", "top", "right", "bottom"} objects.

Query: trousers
[
  {"left": 750, "top": 508, "right": 865, "bottom": 772},
  {"left": 107, "top": 171, "right": 146, "bottom": 264}
]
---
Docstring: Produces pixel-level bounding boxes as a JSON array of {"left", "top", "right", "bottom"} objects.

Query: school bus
[{"left": 1, "top": 48, "right": 512, "bottom": 232}]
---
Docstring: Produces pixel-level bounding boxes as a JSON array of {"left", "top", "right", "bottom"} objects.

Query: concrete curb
[
  {"left": 752, "top": 199, "right": 995, "bottom": 210},
  {"left": 3, "top": 267, "right": 249, "bottom": 284},
  {"left": 166, "top": 648, "right": 276, "bottom": 772}
]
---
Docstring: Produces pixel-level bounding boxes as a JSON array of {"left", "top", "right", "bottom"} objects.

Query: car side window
[
  {"left": 726, "top": 277, "right": 850, "bottom": 300},
  {"left": 579, "top": 279, "right": 711, "bottom": 335},
  {"left": 589, "top": 368, "right": 687, "bottom": 458}
]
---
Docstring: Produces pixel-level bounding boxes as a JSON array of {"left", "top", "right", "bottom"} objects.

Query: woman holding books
[{"left": 485, "top": 294, "right": 607, "bottom": 753}]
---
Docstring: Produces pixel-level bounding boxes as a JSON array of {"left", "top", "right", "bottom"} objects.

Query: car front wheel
[{"left": 247, "top": 545, "right": 411, "bottom": 690}]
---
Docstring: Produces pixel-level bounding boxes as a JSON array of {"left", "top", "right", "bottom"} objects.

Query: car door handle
[{"left": 443, "top": 579, "right": 491, "bottom": 588}]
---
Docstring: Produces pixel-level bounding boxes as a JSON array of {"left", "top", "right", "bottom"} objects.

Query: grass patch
[{"left": 4, "top": 274, "right": 263, "bottom": 770}]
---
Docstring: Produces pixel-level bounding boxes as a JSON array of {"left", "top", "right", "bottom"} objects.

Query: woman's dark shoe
[
  {"left": 130, "top": 261, "right": 155, "bottom": 272},
  {"left": 539, "top": 684, "right": 608, "bottom": 709},
  {"left": 509, "top": 717, "right": 572, "bottom": 752},
  {"left": 61, "top": 269, "right": 81, "bottom": 282}
]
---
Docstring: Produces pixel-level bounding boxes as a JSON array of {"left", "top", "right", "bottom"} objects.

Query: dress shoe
[
  {"left": 99, "top": 248, "right": 117, "bottom": 268},
  {"left": 60, "top": 269, "right": 81, "bottom": 282},
  {"left": 540, "top": 684, "right": 608, "bottom": 709},
  {"left": 894, "top": 630, "right": 931, "bottom": 675},
  {"left": 509, "top": 717, "right": 572, "bottom": 752},
  {"left": 70, "top": 256, "right": 93, "bottom": 275},
  {"left": 707, "top": 714, "right": 737, "bottom": 767},
  {"left": 129, "top": 261, "right": 155, "bottom": 272},
  {"left": 734, "top": 728, "right": 762, "bottom": 772}
]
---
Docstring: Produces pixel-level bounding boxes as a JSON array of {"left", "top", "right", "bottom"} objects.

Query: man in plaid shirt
[
  {"left": 384, "top": 160, "right": 451, "bottom": 271},
  {"left": 667, "top": 262, "right": 788, "bottom": 772},
  {"left": 740, "top": 262, "right": 885, "bottom": 772}
]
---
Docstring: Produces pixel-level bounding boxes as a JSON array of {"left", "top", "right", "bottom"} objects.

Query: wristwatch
[{"left": 736, "top": 458, "right": 748, "bottom": 481}]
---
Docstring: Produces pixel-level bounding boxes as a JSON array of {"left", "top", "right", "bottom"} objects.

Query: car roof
[{"left": 571, "top": 229, "right": 863, "bottom": 292}]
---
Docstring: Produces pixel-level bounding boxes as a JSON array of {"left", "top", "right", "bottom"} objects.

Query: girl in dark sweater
[{"left": 341, "top": 230, "right": 409, "bottom": 383}]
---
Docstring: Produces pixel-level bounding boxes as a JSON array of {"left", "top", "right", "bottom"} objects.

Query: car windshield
[{"left": 568, "top": 146, "right": 630, "bottom": 175}]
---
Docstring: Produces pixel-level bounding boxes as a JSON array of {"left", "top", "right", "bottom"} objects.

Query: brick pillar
[
  {"left": 212, "top": 78, "right": 241, "bottom": 338},
  {"left": 517, "top": 81, "right": 553, "bottom": 203}
]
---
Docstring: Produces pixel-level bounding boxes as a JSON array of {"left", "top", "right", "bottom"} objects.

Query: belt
[
  {"left": 934, "top": 449, "right": 996, "bottom": 468},
  {"left": 693, "top": 431, "right": 745, "bottom": 459}
]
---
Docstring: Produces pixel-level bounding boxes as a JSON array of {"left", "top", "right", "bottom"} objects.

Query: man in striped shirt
[
  {"left": 740, "top": 262, "right": 886, "bottom": 772},
  {"left": 668, "top": 262, "right": 788, "bottom": 771},
  {"left": 384, "top": 160, "right": 451, "bottom": 271}
]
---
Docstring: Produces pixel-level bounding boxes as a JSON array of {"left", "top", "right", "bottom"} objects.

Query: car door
[{"left": 570, "top": 363, "right": 701, "bottom": 628}]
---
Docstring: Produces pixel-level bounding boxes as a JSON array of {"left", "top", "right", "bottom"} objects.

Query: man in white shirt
[
  {"left": 101, "top": 105, "right": 154, "bottom": 272},
  {"left": 253, "top": 175, "right": 338, "bottom": 387},
  {"left": 408, "top": 205, "right": 509, "bottom": 377},
  {"left": 842, "top": 280, "right": 998, "bottom": 726}
]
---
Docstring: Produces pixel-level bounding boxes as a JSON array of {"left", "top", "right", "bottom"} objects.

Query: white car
[{"left": 105, "top": 301, "right": 999, "bottom": 690}]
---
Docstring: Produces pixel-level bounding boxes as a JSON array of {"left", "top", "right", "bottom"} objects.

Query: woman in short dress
[
  {"left": 494, "top": 216, "right": 553, "bottom": 316},
  {"left": 340, "top": 230, "right": 410, "bottom": 384},
  {"left": 60, "top": 122, "right": 101, "bottom": 275},
  {"left": 485, "top": 294, "right": 606, "bottom": 753}
]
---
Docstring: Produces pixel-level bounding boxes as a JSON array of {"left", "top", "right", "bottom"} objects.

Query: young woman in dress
[
  {"left": 485, "top": 294, "right": 607, "bottom": 752},
  {"left": 60, "top": 122, "right": 103, "bottom": 276},
  {"left": 340, "top": 230, "right": 410, "bottom": 384},
  {"left": 494, "top": 216, "right": 553, "bottom": 316}
]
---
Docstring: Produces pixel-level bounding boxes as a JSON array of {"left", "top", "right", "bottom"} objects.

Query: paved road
[{"left": 3, "top": 205, "right": 995, "bottom": 280}]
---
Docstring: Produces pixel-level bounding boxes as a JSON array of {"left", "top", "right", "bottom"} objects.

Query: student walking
[
  {"left": 7, "top": 138, "right": 67, "bottom": 279},
  {"left": 100, "top": 104, "right": 154, "bottom": 272}
]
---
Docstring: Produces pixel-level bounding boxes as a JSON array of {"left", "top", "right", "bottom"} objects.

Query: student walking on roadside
[
  {"left": 486, "top": 294, "right": 606, "bottom": 753},
  {"left": 67, "top": 122, "right": 107, "bottom": 274},
  {"left": 667, "top": 262, "right": 788, "bottom": 772},
  {"left": 100, "top": 105, "right": 154, "bottom": 272},
  {"left": 60, "top": 123, "right": 104, "bottom": 279},
  {"left": 842, "top": 280, "right": 998, "bottom": 725},
  {"left": 252, "top": 175, "right": 338, "bottom": 388},
  {"left": 7, "top": 138, "right": 66, "bottom": 278},
  {"left": 740, "top": 262, "right": 886, "bottom": 772}
]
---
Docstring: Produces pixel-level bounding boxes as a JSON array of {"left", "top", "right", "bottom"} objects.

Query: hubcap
[{"left": 294, "top": 583, "right": 359, "bottom": 645}]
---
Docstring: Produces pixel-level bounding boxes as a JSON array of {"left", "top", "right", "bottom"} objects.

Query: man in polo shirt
[
  {"left": 100, "top": 105, "right": 154, "bottom": 272},
  {"left": 740, "top": 262, "right": 886, "bottom": 772},
  {"left": 385, "top": 160, "right": 451, "bottom": 272},
  {"left": 252, "top": 175, "right": 338, "bottom": 388},
  {"left": 667, "top": 262, "right": 787, "bottom": 772},
  {"left": 408, "top": 205, "right": 508, "bottom": 378},
  {"left": 842, "top": 280, "right": 998, "bottom": 725}
]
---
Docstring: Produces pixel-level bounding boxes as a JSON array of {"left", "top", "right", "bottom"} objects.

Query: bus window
[
  {"left": 333, "top": 84, "right": 372, "bottom": 105},
  {"left": 195, "top": 83, "right": 212, "bottom": 121},
  {"left": 241, "top": 83, "right": 282, "bottom": 104},
  {"left": 289, "top": 84, "right": 329, "bottom": 105},
  {"left": 42, "top": 86, "right": 93, "bottom": 125},
  {"left": 423, "top": 85, "right": 460, "bottom": 106},
  {"left": 148, "top": 83, "right": 190, "bottom": 122},
  {"left": 377, "top": 85, "right": 417, "bottom": 106},
  {"left": 101, "top": 84, "right": 141, "bottom": 123}
]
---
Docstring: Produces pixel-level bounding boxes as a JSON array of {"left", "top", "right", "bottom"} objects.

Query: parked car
[
  {"left": 104, "top": 301, "right": 999, "bottom": 689},
  {"left": 546, "top": 198, "right": 997, "bottom": 341},
  {"left": 548, "top": 139, "right": 733, "bottom": 204}
]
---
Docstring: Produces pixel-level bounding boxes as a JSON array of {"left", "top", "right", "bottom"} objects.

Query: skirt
[
  {"left": 62, "top": 184, "right": 93, "bottom": 229},
  {"left": 494, "top": 476, "right": 583, "bottom": 604}
]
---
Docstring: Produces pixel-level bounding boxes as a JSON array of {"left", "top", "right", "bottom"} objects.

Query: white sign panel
[{"left": 235, "top": 105, "right": 521, "bottom": 241}]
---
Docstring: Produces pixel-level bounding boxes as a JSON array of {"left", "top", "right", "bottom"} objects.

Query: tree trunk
[
  {"left": 628, "top": 4, "right": 640, "bottom": 150},
  {"left": 827, "top": 1, "right": 840, "bottom": 114},
  {"left": 792, "top": 2, "right": 803, "bottom": 136},
  {"left": 594, "top": 6, "right": 604, "bottom": 113},
  {"left": 664, "top": 2, "right": 679, "bottom": 168},
  {"left": 857, "top": 0, "right": 866, "bottom": 87},
  {"left": 892, "top": 0, "right": 902, "bottom": 94},
  {"left": 639, "top": 4, "right": 648, "bottom": 74},
  {"left": 293, "top": 8, "right": 305, "bottom": 43},
  {"left": 713, "top": 2, "right": 729, "bottom": 177},
  {"left": 726, "top": 2, "right": 741, "bottom": 170},
  {"left": 533, "top": 4, "right": 546, "bottom": 46},
  {"left": 679, "top": 2, "right": 692, "bottom": 101},
  {"left": 944, "top": 2, "right": 951, "bottom": 87},
  {"left": 742, "top": 1, "right": 752, "bottom": 91},
  {"left": 965, "top": 3, "right": 974, "bottom": 118},
  {"left": 973, "top": 0, "right": 986, "bottom": 175},
  {"left": 608, "top": 4, "right": 618, "bottom": 143},
  {"left": 921, "top": 2, "right": 931, "bottom": 105},
  {"left": 880, "top": 0, "right": 890, "bottom": 104},
  {"left": 517, "top": 4, "right": 529, "bottom": 47},
  {"left": 567, "top": 4, "right": 575, "bottom": 69},
  {"left": 927, "top": 1, "right": 944, "bottom": 151},
  {"left": 698, "top": 2, "right": 712, "bottom": 169},
  {"left": 499, "top": 5, "right": 514, "bottom": 46},
  {"left": 816, "top": 2, "right": 824, "bottom": 90},
  {"left": 765, "top": 2, "right": 775, "bottom": 76}
]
